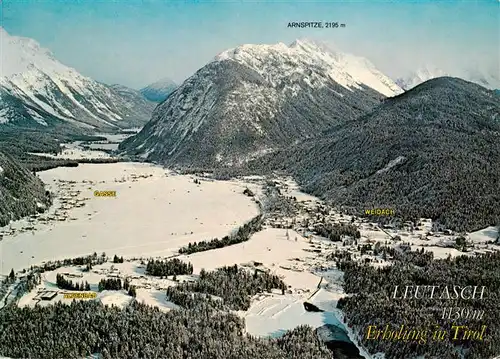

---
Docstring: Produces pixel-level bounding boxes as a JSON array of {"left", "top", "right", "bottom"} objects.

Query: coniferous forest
[
  {"left": 146, "top": 258, "right": 194, "bottom": 276},
  {"left": 337, "top": 251, "right": 500, "bottom": 359},
  {"left": 166, "top": 265, "right": 287, "bottom": 310},
  {"left": 0, "top": 301, "right": 332, "bottom": 359}
]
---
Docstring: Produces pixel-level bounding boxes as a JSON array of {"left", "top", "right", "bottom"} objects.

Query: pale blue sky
[{"left": 1, "top": 0, "right": 498, "bottom": 89}]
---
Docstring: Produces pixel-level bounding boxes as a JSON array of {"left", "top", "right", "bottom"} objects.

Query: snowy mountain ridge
[
  {"left": 396, "top": 64, "right": 500, "bottom": 90},
  {"left": 214, "top": 39, "right": 403, "bottom": 97},
  {"left": 0, "top": 27, "right": 154, "bottom": 130},
  {"left": 396, "top": 65, "right": 449, "bottom": 90}
]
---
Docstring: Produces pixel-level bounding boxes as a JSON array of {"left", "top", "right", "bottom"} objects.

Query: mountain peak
[
  {"left": 213, "top": 39, "right": 402, "bottom": 97},
  {"left": 289, "top": 38, "right": 319, "bottom": 48},
  {"left": 144, "top": 77, "right": 176, "bottom": 89},
  {"left": 140, "top": 77, "right": 177, "bottom": 103},
  {"left": 121, "top": 39, "right": 403, "bottom": 167},
  {"left": 0, "top": 29, "right": 154, "bottom": 129},
  {"left": 0, "top": 27, "right": 59, "bottom": 78},
  {"left": 289, "top": 38, "right": 337, "bottom": 53}
]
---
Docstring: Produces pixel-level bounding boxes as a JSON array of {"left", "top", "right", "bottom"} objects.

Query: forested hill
[
  {"left": 248, "top": 77, "right": 500, "bottom": 232},
  {"left": 0, "top": 152, "right": 51, "bottom": 226}
]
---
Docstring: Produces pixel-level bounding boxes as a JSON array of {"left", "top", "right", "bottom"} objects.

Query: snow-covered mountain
[
  {"left": 119, "top": 39, "right": 403, "bottom": 167},
  {"left": 461, "top": 68, "right": 500, "bottom": 90},
  {"left": 0, "top": 28, "right": 155, "bottom": 131},
  {"left": 140, "top": 78, "right": 177, "bottom": 102},
  {"left": 396, "top": 66, "right": 449, "bottom": 91},
  {"left": 396, "top": 65, "right": 500, "bottom": 91},
  {"left": 215, "top": 39, "right": 402, "bottom": 97}
]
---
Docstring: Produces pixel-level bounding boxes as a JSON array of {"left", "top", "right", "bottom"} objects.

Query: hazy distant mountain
[
  {"left": 0, "top": 151, "right": 51, "bottom": 226},
  {"left": 397, "top": 65, "right": 500, "bottom": 90},
  {"left": 109, "top": 84, "right": 156, "bottom": 117},
  {"left": 140, "top": 78, "right": 177, "bottom": 102},
  {"left": 395, "top": 65, "right": 449, "bottom": 90},
  {"left": 120, "top": 39, "right": 403, "bottom": 167},
  {"left": 0, "top": 28, "right": 154, "bottom": 132},
  {"left": 250, "top": 77, "right": 500, "bottom": 232}
]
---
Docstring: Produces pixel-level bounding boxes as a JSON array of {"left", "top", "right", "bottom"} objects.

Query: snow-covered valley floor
[{"left": 0, "top": 161, "right": 260, "bottom": 274}]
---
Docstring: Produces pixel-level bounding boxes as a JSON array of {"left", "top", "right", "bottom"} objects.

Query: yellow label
[
  {"left": 63, "top": 292, "right": 97, "bottom": 299},
  {"left": 94, "top": 190, "right": 117, "bottom": 197},
  {"left": 364, "top": 208, "right": 395, "bottom": 216}
]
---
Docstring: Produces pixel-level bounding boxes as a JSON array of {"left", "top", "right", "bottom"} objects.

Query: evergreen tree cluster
[
  {"left": 166, "top": 265, "right": 287, "bottom": 310},
  {"left": 8, "top": 269, "right": 15, "bottom": 282},
  {"left": 112, "top": 255, "right": 124, "bottom": 263},
  {"left": 1, "top": 271, "right": 42, "bottom": 303},
  {"left": 55, "top": 274, "right": 90, "bottom": 291},
  {"left": 178, "top": 214, "right": 263, "bottom": 254},
  {"left": 243, "top": 187, "right": 254, "bottom": 196},
  {"left": 121, "top": 278, "right": 137, "bottom": 297},
  {"left": 315, "top": 223, "right": 361, "bottom": 241},
  {"left": 35, "top": 252, "right": 107, "bottom": 273},
  {"left": 0, "top": 301, "right": 331, "bottom": 359},
  {"left": 337, "top": 251, "right": 500, "bottom": 359},
  {"left": 127, "top": 286, "right": 137, "bottom": 298},
  {"left": 98, "top": 278, "right": 122, "bottom": 291},
  {"left": 145, "top": 258, "right": 194, "bottom": 277},
  {"left": 22, "top": 272, "right": 42, "bottom": 293}
]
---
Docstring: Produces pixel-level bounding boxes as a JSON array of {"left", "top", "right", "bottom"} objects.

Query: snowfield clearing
[
  {"left": 244, "top": 289, "right": 343, "bottom": 338},
  {"left": 0, "top": 162, "right": 259, "bottom": 274},
  {"left": 179, "top": 228, "right": 320, "bottom": 291}
]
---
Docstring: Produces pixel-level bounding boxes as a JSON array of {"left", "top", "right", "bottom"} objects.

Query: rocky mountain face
[
  {"left": 140, "top": 78, "right": 177, "bottom": 102},
  {"left": 250, "top": 77, "right": 500, "bottom": 232},
  {"left": 0, "top": 27, "right": 154, "bottom": 132},
  {"left": 109, "top": 84, "right": 156, "bottom": 120},
  {"left": 119, "top": 39, "right": 403, "bottom": 167}
]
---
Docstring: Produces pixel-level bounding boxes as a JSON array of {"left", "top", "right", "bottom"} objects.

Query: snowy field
[
  {"left": 244, "top": 289, "right": 343, "bottom": 338},
  {"left": 0, "top": 162, "right": 259, "bottom": 274},
  {"left": 179, "top": 228, "right": 320, "bottom": 290}
]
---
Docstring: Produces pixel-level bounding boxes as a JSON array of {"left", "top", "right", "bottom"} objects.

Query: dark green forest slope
[
  {"left": 0, "top": 297, "right": 331, "bottom": 359},
  {"left": 249, "top": 77, "right": 500, "bottom": 232},
  {"left": 0, "top": 151, "right": 51, "bottom": 226},
  {"left": 337, "top": 250, "right": 500, "bottom": 359}
]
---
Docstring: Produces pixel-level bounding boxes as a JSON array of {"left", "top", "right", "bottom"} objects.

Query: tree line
[
  {"left": 98, "top": 278, "right": 122, "bottom": 291},
  {"left": 97, "top": 277, "right": 136, "bottom": 297},
  {"left": 56, "top": 274, "right": 91, "bottom": 291},
  {"left": 178, "top": 214, "right": 263, "bottom": 254},
  {"left": 34, "top": 252, "right": 108, "bottom": 273},
  {"left": 146, "top": 258, "right": 194, "bottom": 277}
]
